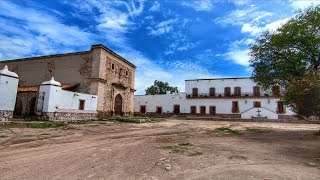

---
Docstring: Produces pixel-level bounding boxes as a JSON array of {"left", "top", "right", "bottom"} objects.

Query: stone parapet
[{"left": 0, "top": 111, "right": 13, "bottom": 121}]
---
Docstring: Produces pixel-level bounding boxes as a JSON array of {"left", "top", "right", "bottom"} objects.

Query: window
[
  {"left": 209, "top": 87, "right": 215, "bottom": 96},
  {"left": 253, "top": 101, "right": 261, "bottom": 108},
  {"left": 232, "top": 101, "right": 239, "bottom": 113},
  {"left": 173, "top": 105, "right": 180, "bottom": 115},
  {"left": 111, "top": 63, "right": 115, "bottom": 70},
  {"left": 79, "top": 100, "right": 85, "bottom": 110},
  {"left": 272, "top": 86, "right": 280, "bottom": 96},
  {"left": 225, "top": 87, "right": 231, "bottom": 96},
  {"left": 209, "top": 106, "right": 216, "bottom": 115},
  {"left": 200, "top": 106, "right": 206, "bottom": 115},
  {"left": 192, "top": 88, "right": 198, "bottom": 97},
  {"left": 140, "top": 105, "right": 146, "bottom": 114},
  {"left": 125, "top": 70, "right": 129, "bottom": 77},
  {"left": 253, "top": 86, "right": 260, "bottom": 96},
  {"left": 277, "top": 101, "right": 285, "bottom": 114},
  {"left": 234, "top": 87, "right": 241, "bottom": 96},
  {"left": 156, "top": 106, "right": 162, "bottom": 114},
  {"left": 190, "top": 106, "right": 196, "bottom": 115}
]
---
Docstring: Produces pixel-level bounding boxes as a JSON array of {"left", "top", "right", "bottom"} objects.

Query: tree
[
  {"left": 249, "top": 6, "right": 320, "bottom": 117},
  {"left": 145, "top": 80, "right": 178, "bottom": 95}
]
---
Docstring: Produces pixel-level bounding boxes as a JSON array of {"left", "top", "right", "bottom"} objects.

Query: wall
[
  {"left": 0, "top": 75, "right": 19, "bottom": 111},
  {"left": 185, "top": 78, "right": 272, "bottom": 96},
  {"left": 0, "top": 68, "right": 19, "bottom": 121},
  {"left": 134, "top": 93, "right": 295, "bottom": 119},
  {"left": 241, "top": 108, "right": 278, "bottom": 119},
  {"left": 37, "top": 84, "right": 98, "bottom": 120}
]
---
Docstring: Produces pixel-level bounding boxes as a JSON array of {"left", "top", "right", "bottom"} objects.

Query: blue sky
[{"left": 0, "top": 0, "right": 319, "bottom": 94}]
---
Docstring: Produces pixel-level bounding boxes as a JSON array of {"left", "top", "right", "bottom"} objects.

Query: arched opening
[
  {"left": 114, "top": 94, "right": 123, "bottom": 116},
  {"left": 13, "top": 98, "right": 23, "bottom": 117},
  {"left": 28, "top": 97, "right": 37, "bottom": 116}
]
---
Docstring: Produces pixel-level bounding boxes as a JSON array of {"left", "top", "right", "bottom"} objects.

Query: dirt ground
[{"left": 0, "top": 119, "right": 320, "bottom": 180}]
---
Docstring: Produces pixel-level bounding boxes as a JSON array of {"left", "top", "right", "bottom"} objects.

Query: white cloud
[
  {"left": 149, "top": 1, "right": 160, "bottom": 12},
  {"left": 147, "top": 18, "right": 178, "bottom": 36},
  {"left": 0, "top": 1, "right": 93, "bottom": 60},
  {"left": 181, "top": 0, "right": 214, "bottom": 11},
  {"left": 290, "top": 0, "right": 320, "bottom": 10},
  {"left": 214, "top": 7, "right": 273, "bottom": 26}
]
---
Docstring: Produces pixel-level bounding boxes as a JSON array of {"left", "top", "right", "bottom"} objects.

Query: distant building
[
  {"left": 0, "top": 44, "right": 136, "bottom": 116},
  {"left": 134, "top": 78, "right": 295, "bottom": 120}
]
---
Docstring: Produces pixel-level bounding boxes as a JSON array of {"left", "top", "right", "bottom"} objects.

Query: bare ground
[{"left": 0, "top": 120, "right": 320, "bottom": 180}]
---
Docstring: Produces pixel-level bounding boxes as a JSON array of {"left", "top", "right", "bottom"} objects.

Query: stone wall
[
  {"left": 0, "top": 111, "right": 13, "bottom": 121},
  {"left": 38, "top": 111, "right": 98, "bottom": 121}
]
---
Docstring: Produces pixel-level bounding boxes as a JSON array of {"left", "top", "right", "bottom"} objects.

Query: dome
[
  {"left": 41, "top": 77, "right": 61, "bottom": 87},
  {"left": 0, "top": 65, "right": 18, "bottom": 78}
]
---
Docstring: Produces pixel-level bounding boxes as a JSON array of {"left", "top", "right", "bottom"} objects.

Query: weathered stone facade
[
  {"left": 0, "top": 44, "right": 136, "bottom": 117},
  {"left": 0, "top": 111, "right": 13, "bottom": 121}
]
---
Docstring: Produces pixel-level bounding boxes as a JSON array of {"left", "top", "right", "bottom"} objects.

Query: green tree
[
  {"left": 145, "top": 80, "right": 178, "bottom": 95},
  {"left": 249, "top": 6, "right": 320, "bottom": 117}
]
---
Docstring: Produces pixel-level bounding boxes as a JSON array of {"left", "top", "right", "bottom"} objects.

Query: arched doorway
[
  {"left": 114, "top": 94, "right": 123, "bottom": 116},
  {"left": 13, "top": 98, "right": 23, "bottom": 116},
  {"left": 28, "top": 97, "right": 37, "bottom": 116}
]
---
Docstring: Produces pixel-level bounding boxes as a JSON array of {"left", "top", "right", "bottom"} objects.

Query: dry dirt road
[{"left": 0, "top": 120, "right": 320, "bottom": 180}]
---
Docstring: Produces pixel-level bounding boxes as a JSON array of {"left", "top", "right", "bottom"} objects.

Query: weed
[
  {"left": 187, "top": 151, "right": 203, "bottom": 156},
  {"left": 215, "top": 127, "right": 241, "bottom": 135},
  {"left": 26, "top": 122, "right": 65, "bottom": 128},
  {"left": 229, "top": 155, "right": 248, "bottom": 160},
  {"left": 246, "top": 128, "right": 269, "bottom": 134},
  {"left": 164, "top": 143, "right": 192, "bottom": 153}
]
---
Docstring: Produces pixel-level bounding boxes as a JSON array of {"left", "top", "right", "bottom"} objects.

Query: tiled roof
[{"left": 18, "top": 84, "right": 79, "bottom": 92}]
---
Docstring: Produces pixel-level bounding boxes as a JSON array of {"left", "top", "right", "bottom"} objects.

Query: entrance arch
[
  {"left": 14, "top": 98, "right": 23, "bottom": 116},
  {"left": 114, "top": 94, "right": 123, "bottom": 116},
  {"left": 28, "top": 97, "right": 37, "bottom": 116}
]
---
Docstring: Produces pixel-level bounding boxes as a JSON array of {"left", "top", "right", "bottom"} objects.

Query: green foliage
[
  {"left": 215, "top": 127, "right": 241, "bottom": 135},
  {"left": 145, "top": 80, "right": 178, "bottom": 95},
  {"left": 26, "top": 122, "right": 65, "bottom": 128},
  {"left": 284, "top": 70, "right": 320, "bottom": 117},
  {"left": 164, "top": 143, "right": 192, "bottom": 153},
  {"left": 249, "top": 6, "right": 320, "bottom": 117}
]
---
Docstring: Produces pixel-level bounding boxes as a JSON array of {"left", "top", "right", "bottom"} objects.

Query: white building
[
  {"left": 134, "top": 78, "right": 295, "bottom": 120},
  {"left": 0, "top": 65, "right": 19, "bottom": 121},
  {"left": 36, "top": 77, "right": 98, "bottom": 121}
]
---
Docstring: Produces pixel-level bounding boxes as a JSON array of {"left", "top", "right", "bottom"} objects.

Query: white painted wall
[
  {"left": 0, "top": 66, "right": 19, "bottom": 111},
  {"left": 185, "top": 78, "right": 272, "bottom": 96},
  {"left": 38, "top": 83, "right": 98, "bottom": 113},
  {"left": 133, "top": 77, "right": 296, "bottom": 120},
  {"left": 241, "top": 108, "right": 278, "bottom": 119}
]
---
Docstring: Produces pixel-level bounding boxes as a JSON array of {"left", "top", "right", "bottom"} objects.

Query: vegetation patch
[
  {"left": 164, "top": 143, "right": 192, "bottom": 153},
  {"left": 246, "top": 128, "right": 270, "bottom": 134},
  {"left": 111, "top": 116, "right": 166, "bottom": 123},
  {"left": 215, "top": 127, "right": 241, "bottom": 135},
  {"left": 0, "top": 135, "right": 7, "bottom": 138},
  {"left": 228, "top": 155, "right": 248, "bottom": 160},
  {"left": 187, "top": 151, "right": 203, "bottom": 156},
  {"left": 26, "top": 122, "right": 65, "bottom": 129}
]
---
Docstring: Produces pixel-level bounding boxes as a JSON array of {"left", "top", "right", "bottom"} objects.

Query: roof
[
  {"left": 0, "top": 44, "right": 136, "bottom": 68},
  {"left": 18, "top": 84, "right": 79, "bottom": 92},
  {"left": 185, "top": 77, "right": 252, "bottom": 81}
]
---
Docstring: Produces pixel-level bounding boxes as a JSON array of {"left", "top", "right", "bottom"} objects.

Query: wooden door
[
  {"left": 200, "top": 106, "right": 206, "bottom": 115},
  {"left": 115, "top": 94, "right": 123, "bottom": 115},
  {"left": 190, "top": 106, "right": 196, "bottom": 115},
  {"left": 173, "top": 105, "right": 180, "bottom": 115},
  {"left": 209, "top": 106, "right": 216, "bottom": 115}
]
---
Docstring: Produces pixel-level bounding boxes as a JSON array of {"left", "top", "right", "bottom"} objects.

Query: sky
[{"left": 0, "top": 0, "right": 319, "bottom": 94}]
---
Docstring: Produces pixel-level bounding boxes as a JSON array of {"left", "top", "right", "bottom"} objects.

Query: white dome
[
  {"left": 0, "top": 65, "right": 18, "bottom": 78},
  {"left": 41, "top": 77, "right": 61, "bottom": 87}
]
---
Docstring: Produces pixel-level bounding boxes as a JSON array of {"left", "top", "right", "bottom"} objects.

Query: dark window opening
[
  {"left": 272, "top": 86, "right": 280, "bottom": 96},
  {"left": 277, "top": 101, "right": 285, "bottom": 114},
  {"left": 253, "top": 101, "right": 261, "bottom": 108},
  {"left": 225, "top": 87, "right": 231, "bottom": 96},
  {"left": 140, "top": 105, "right": 146, "bottom": 114},
  {"left": 234, "top": 87, "right": 241, "bottom": 96},
  {"left": 209, "top": 87, "right": 215, "bottom": 96},
  {"left": 253, "top": 86, "right": 260, "bottom": 96},
  {"left": 79, "top": 100, "right": 85, "bottom": 110},
  {"left": 192, "top": 88, "right": 198, "bottom": 97},
  {"left": 156, "top": 106, "right": 162, "bottom": 114}
]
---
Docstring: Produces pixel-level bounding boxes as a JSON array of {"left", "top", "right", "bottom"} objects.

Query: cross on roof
[{"left": 256, "top": 109, "right": 261, "bottom": 116}]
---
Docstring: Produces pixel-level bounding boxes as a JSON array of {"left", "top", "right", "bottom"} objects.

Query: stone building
[
  {"left": 0, "top": 44, "right": 136, "bottom": 116},
  {"left": 134, "top": 77, "right": 295, "bottom": 120}
]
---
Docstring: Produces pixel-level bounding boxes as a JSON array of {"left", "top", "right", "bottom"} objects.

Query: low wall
[
  {"left": 0, "top": 110, "right": 13, "bottom": 121},
  {"left": 37, "top": 109, "right": 98, "bottom": 121}
]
